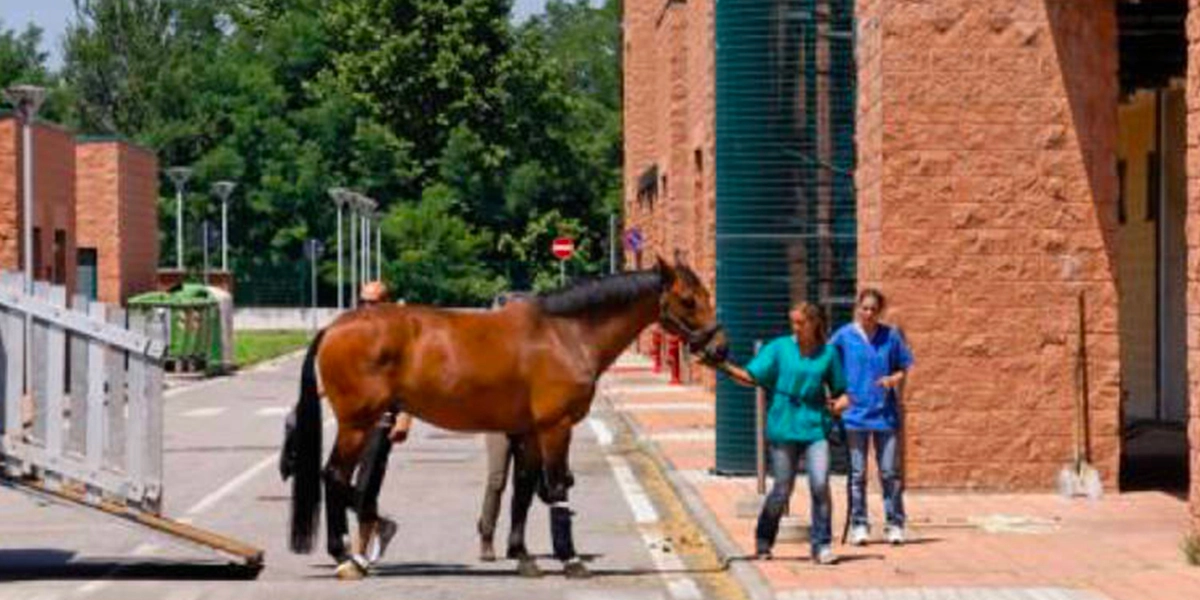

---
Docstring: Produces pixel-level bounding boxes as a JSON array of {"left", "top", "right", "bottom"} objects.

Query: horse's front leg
[{"left": 536, "top": 421, "right": 589, "bottom": 579}]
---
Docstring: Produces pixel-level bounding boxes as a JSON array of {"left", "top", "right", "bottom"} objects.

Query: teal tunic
[{"left": 745, "top": 336, "right": 847, "bottom": 443}]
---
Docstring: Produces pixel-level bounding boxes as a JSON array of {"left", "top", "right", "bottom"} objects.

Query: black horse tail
[{"left": 289, "top": 329, "right": 326, "bottom": 554}]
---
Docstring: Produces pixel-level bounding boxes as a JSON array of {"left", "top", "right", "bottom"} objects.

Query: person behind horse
[
  {"left": 830, "top": 288, "right": 913, "bottom": 546},
  {"left": 720, "top": 302, "right": 849, "bottom": 564}
]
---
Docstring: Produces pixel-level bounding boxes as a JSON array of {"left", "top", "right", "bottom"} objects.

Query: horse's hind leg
[
  {"left": 353, "top": 412, "right": 397, "bottom": 564},
  {"left": 324, "top": 426, "right": 368, "bottom": 578},
  {"left": 536, "top": 421, "right": 589, "bottom": 579}
]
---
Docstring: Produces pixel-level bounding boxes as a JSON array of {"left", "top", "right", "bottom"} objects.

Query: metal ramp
[{"left": 0, "top": 272, "right": 262, "bottom": 571}]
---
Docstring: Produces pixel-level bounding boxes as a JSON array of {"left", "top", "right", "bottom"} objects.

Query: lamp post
[
  {"left": 165, "top": 166, "right": 193, "bottom": 272},
  {"left": 349, "top": 194, "right": 359, "bottom": 308},
  {"left": 211, "top": 181, "right": 236, "bottom": 272},
  {"left": 360, "top": 196, "right": 376, "bottom": 281},
  {"left": 375, "top": 209, "right": 382, "bottom": 281},
  {"left": 329, "top": 188, "right": 353, "bottom": 309},
  {"left": 3, "top": 85, "right": 47, "bottom": 293}
]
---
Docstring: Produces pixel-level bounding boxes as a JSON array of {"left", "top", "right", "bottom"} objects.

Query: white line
[
  {"left": 647, "top": 430, "right": 714, "bottom": 442},
  {"left": 73, "top": 542, "right": 158, "bottom": 596},
  {"left": 164, "top": 377, "right": 224, "bottom": 398},
  {"left": 606, "top": 456, "right": 658, "bottom": 524},
  {"left": 181, "top": 407, "right": 227, "bottom": 418},
  {"left": 613, "top": 402, "right": 711, "bottom": 412},
  {"left": 586, "top": 417, "right": 614, "bottom": 447},
  {"left": 256, "top": 406, "right": 290, "bottom": 417},
  {"left": 642, "top": 529, "right": 703, "bottom": 600},
  {"left": 604, "top": 384, "right": 699, "bottom": 395}
]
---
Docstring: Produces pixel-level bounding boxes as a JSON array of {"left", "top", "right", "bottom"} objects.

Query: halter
[{"left": 659, "top": 296, "right": 724, "bottom": 353}]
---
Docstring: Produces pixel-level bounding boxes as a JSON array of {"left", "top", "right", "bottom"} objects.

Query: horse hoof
[
  {"left": 335, "top": 556, "right": 368, "bottom": 580},
  {"left": 480, "top": 540, "right": 496, "bottom": 562},
  {"left": 516, "top": 557, "right": 543, "bottom": 578},
  {"left": 563, "top": 559, "right": 591, "bottom": 580},
  {"left": 506, "top": 544, "right": 529, "bottom": 560}
]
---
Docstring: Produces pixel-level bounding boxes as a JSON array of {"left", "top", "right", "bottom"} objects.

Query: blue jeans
[
  {"left": 847, "top": 429, "right": 905, "bottom": 528},
  {"left": 755, "top": 440, "right": 831, "bottom": 556}
]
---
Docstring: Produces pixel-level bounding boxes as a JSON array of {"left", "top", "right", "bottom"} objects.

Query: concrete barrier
[{"left": 233, "top": 307, "right": 341, "bottom": 331}]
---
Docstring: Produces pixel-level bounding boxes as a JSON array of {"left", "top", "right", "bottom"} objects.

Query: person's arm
[
  {"left": 720, "top": 362, "right": 758, "bottom": 387},
  {"left": 826, "top": 347, "right": 850, "bottom": 417},
  {"left": 389, "top": 411, "right": 414, "bottom": 443},
  {"left": 879, "top": 327, "right": 914, "bottom": 390}
]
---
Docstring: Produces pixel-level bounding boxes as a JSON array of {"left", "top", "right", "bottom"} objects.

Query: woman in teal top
[{"left": 723, "top": 302, "right": 849, "bottom": 564}]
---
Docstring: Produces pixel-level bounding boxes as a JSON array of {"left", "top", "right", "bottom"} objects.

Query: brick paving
[{"left": 598, "top": 355, "right": 1200, "bottom": 600}]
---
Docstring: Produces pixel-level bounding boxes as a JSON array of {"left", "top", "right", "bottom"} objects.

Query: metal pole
[
  {"left": 754, "top": 339, "right": 766, "bottom": 496},
  {"left": 310, "top": 241, "right": 317, "bottom": 332},
  {"left": 609, "top": 213, "right": 617, "bottom": 275},
  {"left": 202, "top": 222, "right": 210, "bottom": 285},
  {"left": 363, "top": 213, "right": 370, "bottom": 281},
  {"left": 375, "top": 219, "right": 382, "bottom": 280},
  {"left": 559, "top": 260, "right": 565, "bottom": 288},
  {"left": 21, "top": 120, "right": 33, "bottom": 291},
  {"left": 221, "top": 199, "right": 228, "bottom": 271},
  {"left": 176, "top": 186, "right": 184, "bottom": 271},
  {"left": 350, "top": 204, "right": 358, "bottom": 308},
  {"left": 336, "top": 202, "right": 343, "bottom": 309}
]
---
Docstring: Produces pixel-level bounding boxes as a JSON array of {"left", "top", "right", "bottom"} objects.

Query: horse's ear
[{"left": 655, "top": 254, "right": 675, "bottom": 284}]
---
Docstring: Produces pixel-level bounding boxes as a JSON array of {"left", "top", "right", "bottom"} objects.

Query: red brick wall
[
  {"left": 0, "top": 120, "right": 17, "bottom": 271},
  {"left": 76, "top": 142, "right": 120, "bottom": 302},
  {"left": 623, "top": 0, "right": 716, "bottom": 386},
  {"left": 0, "top": 117, "right": 77, "bottom": 296},
  {"left": 1187, "top": 0, "right": 1200, "bottom": 538},
  {"left": 856, "top": 0, "right": 1121, "bottom": 490},
  {"left": 118, "top": 144, "right": 160, "bottom": 302},
  {"left": 77, "top": 140, "right": 161, "bottom": 304}
]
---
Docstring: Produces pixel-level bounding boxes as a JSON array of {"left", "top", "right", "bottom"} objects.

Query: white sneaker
[
  {"left": 849, "top": 525, "right": 870, "bottom": 546},
  {"left": 814, "top": 545, "right": 838, "bottom": 565},
  {"left": 885, "top": 525, "right": 906, "bottom": 545},
  {"left": 366, "top": 517, "right": 398, "bottom": 564}
]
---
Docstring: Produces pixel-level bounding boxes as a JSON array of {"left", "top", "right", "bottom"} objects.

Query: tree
[{"left": 0, "top": 21, "right": 70, "bottom": 122}]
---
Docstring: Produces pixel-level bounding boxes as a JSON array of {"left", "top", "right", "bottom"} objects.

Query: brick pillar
[
  {"left": 856, "top": 0, "right": 1120, "bottom": 490},
  {"left": 1185, "top": 0, "right": 1200, "bottom": 537}
]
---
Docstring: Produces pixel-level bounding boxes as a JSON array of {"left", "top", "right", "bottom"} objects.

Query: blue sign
[{"left": 624, "top": 227, "right": 644, "bottom": 253}]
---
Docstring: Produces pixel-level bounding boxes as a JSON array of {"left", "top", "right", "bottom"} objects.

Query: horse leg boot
[
  {"left": 353, "top": 412, "right": 397, "bottom": 565},
  {"left": 537, "top": 424, "right": 588, "bottom": 579}
]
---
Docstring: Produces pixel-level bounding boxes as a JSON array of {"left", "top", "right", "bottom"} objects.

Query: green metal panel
[{"left": 715, "top": 0, "right": 857, "bottom": 473}]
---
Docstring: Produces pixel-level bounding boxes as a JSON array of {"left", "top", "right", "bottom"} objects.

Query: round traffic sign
[{"left": 551, "top": 237, "right": 575, "bottom": 260}]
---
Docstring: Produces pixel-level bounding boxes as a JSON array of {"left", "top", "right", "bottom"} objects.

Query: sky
[{"left": 0, "top": 0, "right": 558, "bottom": 70}]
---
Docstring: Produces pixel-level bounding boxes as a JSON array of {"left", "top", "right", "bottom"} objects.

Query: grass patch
[
  {"left": 1185, "top": 533, "right": 1200, "bottom": 566},
  {"left": 234, "top": 330, "right": 312, "bottom": 368}
]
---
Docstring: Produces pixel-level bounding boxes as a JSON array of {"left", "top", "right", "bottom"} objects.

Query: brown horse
[{"left": 285, "top": 256, "right": 727, "bottom": 578}]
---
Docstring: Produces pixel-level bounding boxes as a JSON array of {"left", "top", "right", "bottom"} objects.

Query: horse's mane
[{"left": 536, "top": 269, "right": 664, "bottom": 316}]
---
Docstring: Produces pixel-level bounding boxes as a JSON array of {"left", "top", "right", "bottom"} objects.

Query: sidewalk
[{"left": 598, "top": 353, "right": 1200, "bottom": 600}]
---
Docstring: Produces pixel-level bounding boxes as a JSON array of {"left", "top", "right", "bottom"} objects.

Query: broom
[{"left": 1057, "top": 291, "right": 1102, "bottom": 500}]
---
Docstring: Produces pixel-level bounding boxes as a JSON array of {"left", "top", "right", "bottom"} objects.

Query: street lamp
[
  {"left": 3, "top": 85, "right": 47, "bottom": 293},
  {"left": 211, "top": 181, "right": 236, "bottom": 272},
  {"left": 359, "top": 196, "right": 376, "bottom": 281},
  {"left": 165, "top": 166, "right": 193, "bottom": 271},
  {"left": 374, "top": 208, "right": 382, "bottom": 281},
  {"left": 328, "top": 188, "right": 354, "bottom": 310}
]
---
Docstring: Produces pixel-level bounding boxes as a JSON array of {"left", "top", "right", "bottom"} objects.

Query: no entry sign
[{"left": 551, "top": 237, "right": 575, "bottom": 260}]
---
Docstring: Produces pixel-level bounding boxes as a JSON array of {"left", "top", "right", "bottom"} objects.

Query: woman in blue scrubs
[{"left": 830, "top": 289, "right": 913, "bottom": 546}]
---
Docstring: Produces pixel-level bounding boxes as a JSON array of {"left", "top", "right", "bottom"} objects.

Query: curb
[{"left": 600, "top": 379, "right": 777, "bottom": 600}]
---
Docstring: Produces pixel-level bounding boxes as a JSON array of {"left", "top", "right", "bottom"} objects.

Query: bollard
[
  {"left": 650, "top": 327, "right": 663, "bottom": 373},
  {"left": 666, "top": 335, "right": 682, "bottom": 385}
]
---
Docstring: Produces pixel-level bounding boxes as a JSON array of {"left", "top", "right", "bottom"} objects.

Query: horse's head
[{"left": 656, "top": 254, "right": 729, "bottom": 364}]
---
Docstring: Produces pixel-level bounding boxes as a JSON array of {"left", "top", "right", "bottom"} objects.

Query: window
[
  {"left": 78, "top": 248, "right": 98, "bottom": 300},
  {"left": 53, "top": 229, "right": 67, "bottom": 285}
]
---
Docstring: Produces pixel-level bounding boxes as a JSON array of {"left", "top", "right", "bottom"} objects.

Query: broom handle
[{"left": 1077, "top": 291, "right": 1090, "bottom": 465}]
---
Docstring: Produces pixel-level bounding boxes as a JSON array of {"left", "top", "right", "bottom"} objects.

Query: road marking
[
  {"left": 647, "top": 430, "right": 714, "bottom": 442},
  {"left": 606, "top": 456, "right": 658, "bottom": 524},
  {"left": 586, "top": 417, "right": 613, "bottom": 447},
  {"left": 181, "top": 407, "right": 227, "bottom": 418},
  {"left": 603, "top": 384, "right": 699, "bottom": 395},
  {"left": 256, "top": 406, "right": 290, "bottom": 417},
  {"left": 613, "top": 402, "right": 711, "bottom": 412},
  {"left": 642, "top": 529, "right": 703, "bottom": 600},
  {"left": 72, "top": 542, "right": 157, "bottom": 596},
  {"left": 164, "top": 377, "right": 224, "bottom": 398}
]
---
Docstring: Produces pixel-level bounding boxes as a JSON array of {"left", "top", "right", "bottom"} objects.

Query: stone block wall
[{"left": 855, "top": 0, "right": 1121, "bottom": 490}]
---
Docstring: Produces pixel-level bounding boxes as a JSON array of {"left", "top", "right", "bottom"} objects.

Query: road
[{"left": 0, "top": 353, "right": 734, "bottom": 600}]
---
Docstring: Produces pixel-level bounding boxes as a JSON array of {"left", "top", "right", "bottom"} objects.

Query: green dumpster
[{"left": 129, "top": 284, "right": 222, "bottom": 372}]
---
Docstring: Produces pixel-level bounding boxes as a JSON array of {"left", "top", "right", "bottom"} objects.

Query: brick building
[
  {"left": 76, "top": 139, "right": 161, "bottom": 304},
  {"left": 0, "top": 117, "right": 78, "bottom": 295},
  {"left": 624, "top": 0, "right": 1199, "bottom": 529},
  {"left": 0, "top": 115, "right": 159, "bottom": 304}
]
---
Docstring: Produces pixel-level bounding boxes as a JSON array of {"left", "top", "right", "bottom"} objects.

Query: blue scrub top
[{"left": 830, "top": 324, "right": 914, "bottom": 431}]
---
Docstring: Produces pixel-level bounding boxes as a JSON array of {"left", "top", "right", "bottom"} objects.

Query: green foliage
[
  {"left": 0, "top": 21, "right": 71, "bottom": 122},
  {"left": 6, "top": 0, "right": 622, "bottom": 305},
  {"left": 234, "top": 329, "right": 312, "bottom": 368}
]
